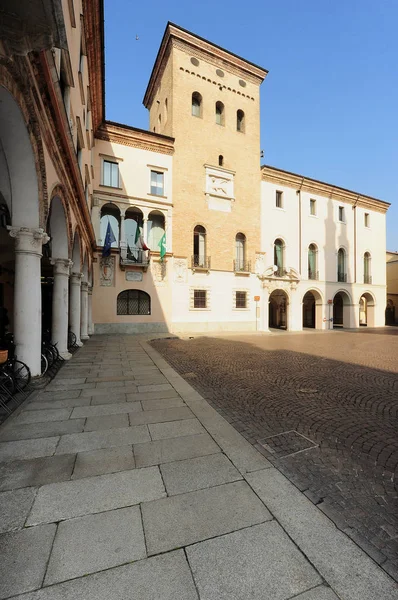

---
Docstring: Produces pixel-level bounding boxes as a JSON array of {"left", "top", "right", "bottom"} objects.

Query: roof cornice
[
  {"left": 261, "top": 165, "right": 390, "bottom": 214},
  {"left": 95, "top": 121, "right": 175, "bottom": 155},
  {"left": 143, "top": 22, "right": 268, "bottom": 109}
]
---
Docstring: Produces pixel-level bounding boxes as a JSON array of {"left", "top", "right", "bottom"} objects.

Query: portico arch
[
  {"left": 269, "top": 289, "right": 288, "bottom": 330},
  {"left": 303, "top": 289, "right": 323, "bottom": 329},
  {"left": 359, "top": 292, "right": 376, "bottom": 327},
  {"left": 333, "top": 290, "right": 352, "bottom": 328}
]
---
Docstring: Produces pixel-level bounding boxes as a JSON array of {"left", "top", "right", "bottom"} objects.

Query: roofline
[
  {"left": 143, "top": 21, "right": 268, "bottom": 108},
  {"left": 104, "top": 120, "right": 175, "bottom": 142},
  {"left": 261, "top": 164, "right": 391, "bottom": 208}
]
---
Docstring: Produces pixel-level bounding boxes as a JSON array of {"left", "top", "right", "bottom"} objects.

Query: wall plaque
[{"left": 126, "top": 271, "right": 143, "bottom": 282}]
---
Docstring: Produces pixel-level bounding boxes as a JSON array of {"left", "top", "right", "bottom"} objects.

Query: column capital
[
  {"left": 8, "top": 227, "right": 50, "bottom": 256},
  {"left": 88, "top": 286, "right": 93, "bottom": 295},
  {"left": 51, "top": 258, "right": 72, "bottom": 276},
  {"left": 70, "top": 272, "right": 83, "bottom": 285}
]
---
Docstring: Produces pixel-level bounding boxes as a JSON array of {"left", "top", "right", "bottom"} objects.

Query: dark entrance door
[{"left": 303, "top": 292, "right": 315, "bottom": 328}]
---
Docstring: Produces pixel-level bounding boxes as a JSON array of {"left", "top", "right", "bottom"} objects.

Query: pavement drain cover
[{"left": 257, "top": 430, "right": 318, "bottom": 459}]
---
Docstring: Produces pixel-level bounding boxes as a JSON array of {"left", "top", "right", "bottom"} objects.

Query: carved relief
[
  {"left": 205, "top": 165, "right": 235, "bottom": 213},
  {"left": 100, "top": 256, "right": 115, "bottom": 287},
  {"left": 209, "top": 176, "right": 229, "bottom": 196},
  {"left": 151, "top": 260, "right": 167, "bottom": 284},
  {"left": 173, "top": 258, "right": 187, "bottom": 283}
]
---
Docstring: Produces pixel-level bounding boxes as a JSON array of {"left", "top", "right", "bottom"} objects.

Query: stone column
[
  {"left": 8, "top": 227, "right": 49, "bottom": 377},
  {"left": 51, "top": 258, "right": 72, "bottom": 360},
  {"left": 260, "top": 286, "right": 270, "bottom": 332},
  {"left": 80, "top": 281, "right": 89, "bottom": 340},
  {"left": 87, "top": 286, "right": 94, "bottom": 335},
  {"left": 69, "top": 272, "right": 83, "bottom": 346}
]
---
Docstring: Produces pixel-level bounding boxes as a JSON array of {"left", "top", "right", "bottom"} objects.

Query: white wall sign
[{"left": 126, "top": 271, "right": 143, "bottom": 282}]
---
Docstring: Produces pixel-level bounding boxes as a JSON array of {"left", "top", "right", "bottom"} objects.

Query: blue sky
[{"left": 104, "top": 0, "right": 397, "bottom": 249}]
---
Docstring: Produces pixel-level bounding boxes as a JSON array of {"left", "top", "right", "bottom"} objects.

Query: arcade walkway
[{"left": 0, "top": 336, "right": 396, "bottom": 600}]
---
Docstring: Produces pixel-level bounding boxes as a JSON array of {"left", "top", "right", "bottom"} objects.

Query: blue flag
[{"left": 102, "top": 221, "right": 116, "bottom": 257}]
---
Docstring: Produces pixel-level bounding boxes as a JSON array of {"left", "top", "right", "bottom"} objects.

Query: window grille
[
  {"left": 236, "top": 291, "right": 247, "bottom": 308},
  {"left": 117, "top": 290, "right": 151, "bottom": 315},
  {"left": 194, "top": 290, "right": 207, "bottom": 309}
]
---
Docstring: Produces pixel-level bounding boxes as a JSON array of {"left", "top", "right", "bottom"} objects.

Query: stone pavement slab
[
  {"left": 9, "top": 550, "right": 198, "bottom": 600},
  {"left": 27, "top": 466, "right": 165, "bottom": 525},
  {"left": 14, "top": 408, "right": 72, "bottom": 424},
  {"left": 44, "top": 506, "right": 146, "bottom": 585},
  {"left": 72, "top": 446, "right": 135, "bottom": 479},
  {"left": 160, "top": 453, "right": 242, "bottom": 495},
  {"left": 0, "top": 437, "right": 59, "bottom": 461},
  {"left": 142, "top": 479, "right": 271, "bottom": 555},
  {"left": 134, "top": 433, "right": 221, "bottom": 467},
  {"left": 55, "top": 425, "right": 150, "bottom": 454},
  {"left": 36, "top": 390, "right": 81, "bottom": 401},
  {"left": 0, "top": 419, "right": 85, "bottom": 442},
  {"left": 186, "top": 521, "right": 322, "bottom": 600},
  {"left": 141, "top": 396, "right": 185, "bottom": 411},
  {"left": 25, "top": 397, "right": 91, "bottom": 410},
  {"left": 137, "top": 383, "right": 174, "bottom": 393},
  {"left": 81, "top": 387, "right": 133, "bottom": 398},
  {"left": 0, "top": 487, "right": 36, "bottom": 532},
  {"left": 148, "top": 418, "right": 206, "bottom": 440},
  {"left": 0, "top": 524, "right": 56, "bottom": 599},
  {"left": 90, "top": 393, "right": 128, "bottom": 404},
  {"left": 246, "top": 467, "right": 398, "bottom": 600},
  {"left": 0, "top": 454, "right": 75, "bottom": 491},
  {"left": 126, "top": 389, "right": 181, "bottom": 402},
  {"left": 128, "top": 406, "right": 194, "bottom": 426},
  {"left": 71, "top": 401, "right": 142, "bottom": 418},
  {"left": 84, "top": 413, "right": 129, "bottom": 431},
  {"left": 293, "top": 587, "right": 340, "bottom": 600}
]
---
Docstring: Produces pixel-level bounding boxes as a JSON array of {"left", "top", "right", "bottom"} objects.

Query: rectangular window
[
  {"left": 150, "top": 170, "right": 164, "bottom": 196},
  {"left": 364, "top": 213, "right": 370, "bottom": 227},
  {"left": 276, "top": 191, "right": 283, "bottom": 208},
  {"left": 194, "top": 290, "right": 207, "bottom": 309},
  {"left": 102, "top": 160, "right": 119, "bottom": 187},
  {"left": 310, "top": 198, "right": 316, "bottom": 215},
  {"left": 236, "top": 291, "right": 247, "bottom": 309},
  {"left": 338, "top": 206, "right": 345, "bottom": 222}
]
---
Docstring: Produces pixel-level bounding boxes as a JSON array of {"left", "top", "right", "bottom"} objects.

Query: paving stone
[
  {"left": 14, "top": 408, "right": 72, "bottom": 424},
  {"left": 0, "top": 524, "right": 56, "bottom": 599},
  {"left": 293, "top": 586, "right": 340, "bottom": 600},
  {"left": 142, "top": 480, "right": 271, "bottom": 555},
  {"left": 81, "top": 387, "right": 135, "bottom": 398},
  {"left": 126, "top": 389, "right": 180, "bottom": 402},
  {"left": 0, "top": 487, "right": 36, "bottom": 532},
  {"left": 0, "top": 419, "right": 85, "bottom": 442},
  {"left": 0, "top": 454, "right": 75, "bottom": 491},
  {"left": 129, "top": 406, "right": 194, "bottom": 426},
  {"left": 27, "top": 467, "right": 165, "bottom": 525},
  {"left": 245, "top": 468, "right": 398, "bottom": 600},
  {"left": 0, "top": 437, "right": 59, "bottom": 461},
  {"left": 141, "top": 396, "right": 185, "bottom": 411},
  {"left": 9, "top": 550, "right": 198, "bottom": 600},
  {"left": 25, "top": 397, "right": 91, "bottom": 410},
  {"left": 36, "top": 390, "right": 81, "bottom": 401},
  {"left": 44, "top": 506, "right": 146, "bottom": 585},
  {"left": 86, "top": 376, "right": 136, "bottom": 383},
  {"left": 84, "top": 413, "right": 129, "bottom": 432},
  {"left": 55, "top": 425, "right": 150, "bottom": 454},
  {"left": 71, "top": 402, "right": 142, "bottom": 419},
  {"left": 186, "top": 521, "right": 321, "bottom": 600},
  {"left": 51, "top": 378, "right": 86, "bottom": 386},
  {"left": 137, "top": 383, "right": 174, "bottom": 393},
  {"left": 160, "top": 453, "right": 242, "bottom": 495},
  {"left": 95, "top": 380, "right": 126, "bottom": 388},
  {"left": 148, "top": 418, "right": 206, "bottom": 441},
  {"left": 72, "top": 446, "right": 135, "bottom": 479},
  {"left": 90, "top": 393, "right": 128, "bottom": 404},
  {"left": 134, "top": 433, "right": 221, "bottom": 467}
]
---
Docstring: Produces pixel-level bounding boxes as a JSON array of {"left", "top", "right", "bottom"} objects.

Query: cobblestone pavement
[{"left": 151, "top": 328, "right": 398, "bottom": 581}]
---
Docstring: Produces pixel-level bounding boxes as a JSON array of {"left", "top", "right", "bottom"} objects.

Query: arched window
[
  {"left": 274, "top": 239, "right": 284, "bottom": 276},
  {"left": 364, "top": 252, "right": 371, "bottom": 284},
  {"left": 125, "top": 208, "right": 143, "bottom": 262},
  {"left": 192, "top": 92, "right": 202, "bottom": 117},
  {"left": 308, "top": 244, "right": 318, "bottom": 280},
  {"left": 193, "top": 225, "right": 206, "bottom": 267},
  {"left": 215, "top": 101, "right": 224, "bottom": 125},
  {"left": 100, "top": 204, "right": 120, "bottom": 248},
  {"left": 219, "top": 155, "right": 224, "bottom": 166},
  {"left": 117, "top": 290, "right": 151, "bottom": 315},
  {"left": 235, "top": 233, "right": 246, "bottom": 271},
  {"left": 337, "top": 248, "right": 346, "bottom": 282},
  {"left": 237, "top": 110, "right": 245, "bottom": 132}
]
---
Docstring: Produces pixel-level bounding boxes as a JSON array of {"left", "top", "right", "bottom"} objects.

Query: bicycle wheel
[
  {"left": 13, "top": 360, "right": 31, "bottom": 390},
  {"left": 43, "top": 346, "right": 54, "bottom": 369},
  {"left": 41, "top": 353, "right": 48, "bottom": 376},
  {"left": 0, "top": 370, "right": 15, "bottom": 399},
  {"left": 51, "top": 343, "right": 60, "bottom": 362}
]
